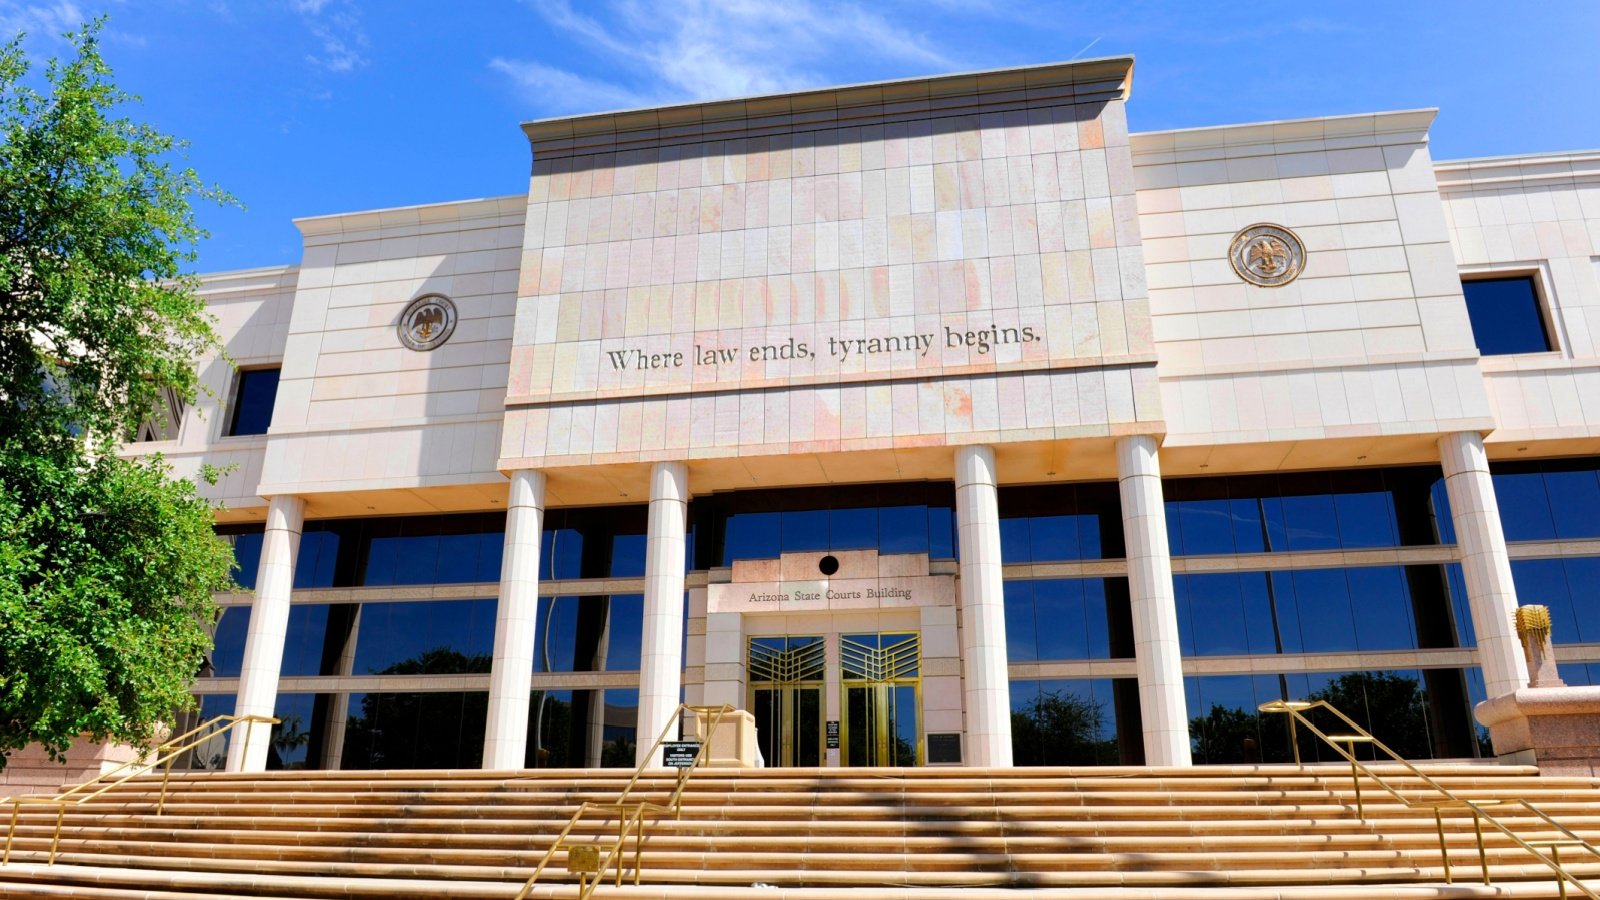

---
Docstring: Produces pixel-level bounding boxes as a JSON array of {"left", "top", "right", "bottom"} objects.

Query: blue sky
[{"left": 3, "top": 1, "right": 1597, "bottom": 273}]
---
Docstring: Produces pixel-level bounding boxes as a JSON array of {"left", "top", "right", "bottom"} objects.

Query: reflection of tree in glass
[
  {"left": 1188, "top": 672, "right": 1435, "bottom": 764},
  {"left": 1011, "top": 690, "right": 1117, "bottom": 765},
  {"left": 267, "top": 714, "right": 311, "bottom": 770},
  {"left": 341, "top": 648, "right": 490, "bottom": 769},
  {"left": 600, "top": 737, "right": 634, "bottom": 768},
  {"left": 526, "top": 692, "right": 571, "bottom": 767},
  {"left": 1309, "top": 671, "right": 1431, "bottom": 760}
]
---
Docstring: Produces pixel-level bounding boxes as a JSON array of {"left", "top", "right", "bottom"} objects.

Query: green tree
[{"left": 0, "top": 19, "right": 236, "bottom": 768}]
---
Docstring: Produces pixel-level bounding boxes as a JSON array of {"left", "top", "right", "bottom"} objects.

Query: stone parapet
[{"left": 1476, "top": 686, "right": 1600, "bottom": 775}]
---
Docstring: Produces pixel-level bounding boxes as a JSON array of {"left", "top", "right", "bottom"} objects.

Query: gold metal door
[
  {"left": 839, "top": 632, "right": 921, "bottom": 766},
  {"left": 747, "top": 636, "right": 825, "bottom": 767}
]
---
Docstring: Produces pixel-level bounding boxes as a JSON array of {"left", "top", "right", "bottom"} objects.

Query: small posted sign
[
  {"left": 566, "top": 844, "right": 600, "bottom": 874},
  {"left": 826, "top": 720, "right": 840, "bottom": 749},
  {"left": 662, "top": 741, "right": 701, "bottom": 768}
]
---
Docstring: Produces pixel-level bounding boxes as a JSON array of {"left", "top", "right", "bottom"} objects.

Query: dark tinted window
[
  {"left": 1164, "top": 468, "right": 1447, "bottom": 556},
  {"left": 340, "top": 691, "right": 487, "bottom": 769},
  {"left": 1004, "top": 578, "right": 1130, "bottom": 661},
  {"left": 1173, "top": 565, "right": 1466, "bottom": 656},
  {"left": 1010, "top": 678, "right": 1127, "bottom": 765},
  {"left": 999, "top": 482, "right": 1123, "bottom": 562},
  {"left": 1461, "top": 277, "right": 1551, "bottom": 355},
  {"left": 695, "top": 484, "right": 956, "bottom": 566},
  {"left": 1509, "top": 557, "right": 1600, "bottom": 644},
  {"left": 1185, "top": 668, "right": 1479, "bottom": 762},
  {"left": 1491, "top": 459, "right": 1600, "bottom": 541},
  {"left": 227, "top": 368, "right": 280, "bottom": 436}
]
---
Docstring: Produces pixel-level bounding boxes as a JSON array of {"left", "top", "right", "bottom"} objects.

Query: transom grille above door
[
  {"left": 840, "top": 633, "right": 920, "bottom": 682},
  {"left": 749, "top": 636, "right": 825, "bottom": 685}
]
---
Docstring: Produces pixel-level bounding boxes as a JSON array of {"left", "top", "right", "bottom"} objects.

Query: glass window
[
  {"left": 1492, "top": 459, "right": 1600, "bottom": 542},
  {"left": 1185, "top": 669, "right": 1474, "bottom": 763},
  {"left": 267, "top": 692, "right": 320, "bottom": 770},
  {"left": 341, "top": 691, "right": 488, "bottom": 769},
  {"left": 208, "top": 606, "right": 250, "bottom": 678},
  {"left": 217, "top": 527, "right": 263, "bottom": 590},
  {"left": 1004, "top": 578, "right": 1122, "bottom": 661},
  {"left": 701, "top": 484, "right": 956, "bottom": 565},
  {"left": 528, "top": 595, "right": 643, "bottom": 674},
  {"left": 1165, "top": 468, "right": 1443, "bottom": 557},
  {"left": 1510, "top": 557, "right": 1600, "bottom": 644},
  {"left": 524, "top": 688, "right": 639, "bottom": 768},
  {"left": 226, "top": 367, "right": 280, "bottom": 437},
  {"left": 351, "top": 599, "right": 496, "bottom": 675},
  {"left": 1175, "top": 565, "right": 1451, "bottom": 657},
  {"left": 1461, "top": 276, "right": 1552, "bottom": 356},
  {"left": 1010, "top": 678, "right": 1125, "bottom": 765},
  {"left": 998, "top": 482, "right": 1121, "bottom": 562}
]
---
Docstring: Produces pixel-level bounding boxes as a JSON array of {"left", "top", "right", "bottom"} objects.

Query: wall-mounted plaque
[
  {"left": 926, "top": 732, "right": 962, "bottom": 765},
  {"left": 826, "top": 720, "right": 840, "bottom": 749},
  {"left": 1229, "top": 223, "right": 1306, "bottom": 287}
]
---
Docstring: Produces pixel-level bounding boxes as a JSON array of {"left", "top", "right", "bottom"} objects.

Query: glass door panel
[
  {"left": 748, "top": 636, "right": 825, "bottom": 767},
  {"left": 839, "top": 633, "right": 921, "bottom": 766}
]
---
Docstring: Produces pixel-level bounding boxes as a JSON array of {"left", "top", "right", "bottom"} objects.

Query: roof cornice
[
  {"left": 1434, "top": 149, "right": 1600, "bottom": 191},
  {"left": 520, "top": 56, "right": 1135, "bottom": 161}
]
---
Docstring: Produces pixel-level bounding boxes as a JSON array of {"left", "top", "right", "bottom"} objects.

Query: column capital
[
  {"left": 954, "top": 444, "right": 997, "bottom": 489},
  {"left": 507, "top": 468, "right": 547, "bottom": 510},
  {"left": 650, "top": 460, "right": 689, "bottom": 503}
]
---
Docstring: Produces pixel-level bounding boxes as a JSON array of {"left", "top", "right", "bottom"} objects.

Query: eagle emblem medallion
[
  {"left": 1228, "top": 224, "right": 1306, "bottom": 287},
  {"left": 398, "top": 294, "right": 457, "bottom": 351}
]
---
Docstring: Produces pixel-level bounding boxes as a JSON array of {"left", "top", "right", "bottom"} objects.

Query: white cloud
[
  {"left": 0, "top": 1, "right": 85, "bottom": 41},
  {"left": 497, "top": 0, "right": 961, "bottom": 114},
  {"left": 488, "top": 57, "right": 645, "bottom": 115},
  {"left": 290, "top": 0, "right": 366, "bottom": 74}
]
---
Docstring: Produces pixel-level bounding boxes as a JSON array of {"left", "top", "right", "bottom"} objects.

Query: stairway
[{"left": 0, "top": 764, "right": 1598, "bottom": 898}]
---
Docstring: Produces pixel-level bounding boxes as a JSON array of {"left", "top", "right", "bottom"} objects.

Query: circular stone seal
[
  {"left": 1228, "top": 223, "right": 1306, "bottom": 287},
  {"left": 397, "top": 293, "right": 457, "bottom": 351}
]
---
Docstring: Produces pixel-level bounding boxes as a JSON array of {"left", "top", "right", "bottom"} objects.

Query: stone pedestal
[
  {"left": 687, "top": 709, "right": 759, "bottom": 768},
  {"left": 1476, "top": 687, "right": 1600, "bottom": 775}
]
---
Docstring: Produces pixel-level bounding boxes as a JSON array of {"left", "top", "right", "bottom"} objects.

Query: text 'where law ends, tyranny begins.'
[{"left": 604, "top": 324, "right": 1040, "bottom": 371}]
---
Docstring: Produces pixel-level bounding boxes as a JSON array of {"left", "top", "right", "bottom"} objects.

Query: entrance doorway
[
  {"left": 747, "top": 636, "right": 825, "bottom": 767},
  {"left": 839, "top": 633, "right": 921, "bottom": 766}
]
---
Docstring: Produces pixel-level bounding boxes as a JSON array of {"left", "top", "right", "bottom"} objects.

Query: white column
[
  {"left": 1439, "top": 431, "right": 1529, "bottom": 698},
  {"left": 227, "top": 494, "right": 305, "bottom": 772},
  {"left": 482, "top": 469, "right": 546, "bottom": 770},
  {"left": 636, "top": 461, "right": 689, "bottom": 767},
  {"left": 955, "top": 445, "right": 1013, "bottom": 767},
  {"left": 1116, "top": 435, "right": 1192, "bottom": 767}
]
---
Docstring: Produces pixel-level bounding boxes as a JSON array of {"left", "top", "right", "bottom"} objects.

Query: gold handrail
[
  {"left": 1260, "top": 698, "right": 1600, "bottom": 899},
  {"left": 0, "top": 713, "right": 278, "bottom": 866},
  {"left": 514, "top": 703, "right": 734, "bottom": 900}
]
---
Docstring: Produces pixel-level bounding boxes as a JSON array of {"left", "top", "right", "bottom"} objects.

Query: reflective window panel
[
  {"left": 1009, "top": 678, "right": 1129, "bottom": 765},
  {"left": 1461, "top": 276, "right": 1552, "bottom": 356},
  {"left": 694, "top": 483, "right": 956, "bottom": 566},
  {"left": 1491, "top": 459, "right": 1600, "bottom": 542},
  {"left": 1164, "top": 468, "right": 1449, "bottom": 556},
  {"left": 1172, "top": 565, "right": 1464, "bottom": 656},
  {"left": 1003, "top": 578, "right": 1132, "bottom": 662},
  {"left": 1184, "top": 669, "right": 1481, "bottom": 763},
  {"left": 226, "top": 367, "right": 280, "bottom": 437},
  {"left": 216, "top": 527, "right": 263, "bottom": 591},
  {"left": 998, "top": 482, "right": 1124, "bottom": 562},
  {"left": 529, "top": 595, "right": 644, "bottom": 673},
  {"left": 1509, "top": 557, "right": 1600, "bottom": 644},
  {"left": 208, "top": 606, "right": 250, "bottom": 678},
  {"left": 340, "top": 691, "right": 489, "bottom": 769},
  {"left": 524, "top": 688, "right": 639, "bottom": 768},
  {"left": 351, "top": 599, "right": 496, "bottom": 675}
]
